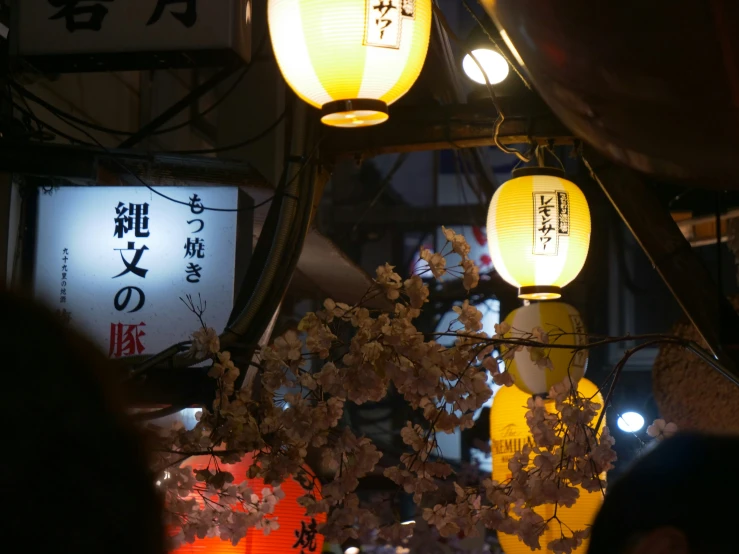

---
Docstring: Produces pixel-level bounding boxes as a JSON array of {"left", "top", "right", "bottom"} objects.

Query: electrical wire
[
  {"left": 20, "top": 89, "right": 318, "bottom": 213},
  {"left": 7, "top": 33, "right": 269, "bottom": 138},
  {"left": 431, "top": 3, "right": 530, "bottom": 163},
  {"left": 350, "top": 152, "right": 410, "bottom": 235},
  {"left": 163, "top": 109, "right": 287, "bottom": 154},
  {"left": 459, "top": 0, "right": 532, "bottom": 90},
  {"left": 8, "top": 95, "right": 97, "bottom": 146}
]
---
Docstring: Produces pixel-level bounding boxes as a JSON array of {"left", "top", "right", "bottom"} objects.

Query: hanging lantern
[
  {"left": 172, "top": 453, "right": 325, "bottom": 554},
  {"left": 501, "top": 302, "right": 588, "bottom": 395},
  {"left": 267, "top": 0, "right": 432, "bottom": 128},
  {"left": 490, "top": 379, "right": 604, "bottom": 554},
  {"left": 486, "top": 167, "right": 591, "bottom": 300}
]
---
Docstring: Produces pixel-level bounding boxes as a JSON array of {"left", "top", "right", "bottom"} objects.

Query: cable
[
  {"left": 163, "top": 109, "right": 287, "bottom": 154},
  {"left": 25, "top": 91, "right": 316, "bottom": 213},
  {"left": 431, "top": 3, "right": 530, "bottom": 163},
  {"left": 459, "top": 0, "right": 532, "bottom": 90},
  {"left": 350, "top": 152, "right": 409, "bottom": 235},
  {"left": 7, "top": 34, "right": 268, "bottom": 138},
  {"left": 7, "top": 95, "right": 97, "bottom": 146}
]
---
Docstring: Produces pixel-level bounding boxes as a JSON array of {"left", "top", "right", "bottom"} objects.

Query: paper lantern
[
  {"left": 502, "top": 302, "right": 588, "bottom": 395},
  {"left": 172, "top": 453, "right": 325, "bottom": 554},
  {"left": 490, "top": 379, "right": 604, "bottom": 554},
  {"left": 486, "top": 167, "right": 591, "bottom": 300},
  {"left": 267, "top": 0, "right": 432, "bottom": 127}
]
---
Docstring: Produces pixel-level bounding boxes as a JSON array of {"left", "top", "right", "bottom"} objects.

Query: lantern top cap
[{"left": 512, "top": 166, "right": 566, "bottom": 179}]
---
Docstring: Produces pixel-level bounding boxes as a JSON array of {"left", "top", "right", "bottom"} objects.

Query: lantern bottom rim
[
  {"left": 518, "top": 285, "right": 562, "bottom": 300},
  {"left": 321, "top": 99, "right": 389, "bottom": 128}
]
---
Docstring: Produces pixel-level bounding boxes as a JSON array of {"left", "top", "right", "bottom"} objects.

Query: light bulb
[
  {"left": 462, "top": 48, "right": 510, "bottom": 85},
  {"left": 617, "top": 411, "right": 645, "bottom": 433}
]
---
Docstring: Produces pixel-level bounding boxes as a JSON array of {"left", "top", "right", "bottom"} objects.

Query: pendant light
[
  {"left": 486, "top": 164, "right": 591, "bottom": 300},
  {"left": 268, "top": 0, "right": 433, "bottom": 128}
]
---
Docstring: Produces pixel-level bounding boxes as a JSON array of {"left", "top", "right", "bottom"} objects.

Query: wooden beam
[
  {"left": 322, "top": 97, "right": 573, "bottom": 158},
  {"left": 583, "top": 145, "right": 739, "bottom": 386}
]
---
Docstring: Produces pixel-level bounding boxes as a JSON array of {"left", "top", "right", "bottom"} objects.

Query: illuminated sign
[{"left": 33, "top": 186, "right": 238, "bottom": 359}]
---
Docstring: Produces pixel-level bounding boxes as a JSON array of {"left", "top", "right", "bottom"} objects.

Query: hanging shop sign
[
  {"left": 13, "top": 0, "right": 252, "bottom": 72},
  {"left": 33, "top": 186, "right": 237, "bottom": 360}
]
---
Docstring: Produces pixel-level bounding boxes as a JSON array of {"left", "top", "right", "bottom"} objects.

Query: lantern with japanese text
[
  {"left": 172, "top": 453, "right": 325, "bottom": 554},
  {"left": 501, "top": 301, "right": 588, "bottom": 395},
  {"left": 268, "top": 0, "right": 432, "bottom": 127},
  {"left": 487, "top": 167, "right": 591, "bottom": 300},
  {"left": 490, "top": 379, "right": 604, "bottom": 554}
]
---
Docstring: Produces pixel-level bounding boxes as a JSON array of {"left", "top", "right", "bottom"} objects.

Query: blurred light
[
  {"left": 617, "top": 412, "right": 645, "bottom": 433},
  {"left": 344, "top": 548, "right": 360, "bottom": 554},
  {"left": 462, "top": 48, "right": 510, "bottom": 85},
  {"left": 401, "top": 519, "right": 416, "bottom": 526}
]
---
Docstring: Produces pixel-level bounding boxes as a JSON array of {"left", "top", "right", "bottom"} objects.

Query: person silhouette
[
  {"left": 588, "top": 432, "right": 738, "bottom": 554},
  {"left": 1, "top": 290, "right": 165, "bottom": 554}
]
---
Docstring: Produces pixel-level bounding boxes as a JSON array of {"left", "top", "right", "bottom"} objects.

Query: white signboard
[
  {"left": 34, "top": 186, "right": 238, "bottom": 360},
  {"left": 16, "top": 0, "right": 250, "bottom": 60}
]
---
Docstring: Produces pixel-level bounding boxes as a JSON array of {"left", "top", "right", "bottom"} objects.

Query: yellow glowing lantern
[
  {"left": 502, "top": 302, "right": 588, "bottom": 395},
  {"left": 267, "top": 0, "right": 432, "bottom": 128},
  {"left": 486, "top": 167, "right": 591, "bottom": 300},
  {"left": 490, "top": 379, "right": 604, "bottom": 554}
]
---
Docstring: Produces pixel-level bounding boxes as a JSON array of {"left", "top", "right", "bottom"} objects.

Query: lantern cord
[
  {"left": 6, "top": 33, "right": 269, "bottom": 139},
  {"left": 460, "top": 0, "right": 533, "bottom": 91},
  {"left": 431, "top": 3, "right": 530, "bottom": 163}
]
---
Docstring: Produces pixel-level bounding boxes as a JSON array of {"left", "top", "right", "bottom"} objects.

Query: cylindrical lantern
[
  {"left": 172, "top": 454, "right": 325, "bottom": 554},
  {"left": 502, "top": 302, "right": 588, "bottom": 395},
  {"left": 268, "top": 0, "right": 432, "bottom": 127},
  {"left": 486, "top": 167, "right": 591, "bottom": 300},
  {"left": 490, "top": 379, "right": 604, "bottom": 554}
]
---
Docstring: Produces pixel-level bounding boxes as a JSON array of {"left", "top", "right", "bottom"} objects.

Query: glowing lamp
[
  {"left": 462, "top": 48, "right": 510, "bottom": 85},
  {"left": 617, "top": 411, "right": 645, "bottom": 433},
  {"left": 486, "top": 167, "right": 591, "bottom": 300},
  {"left": 172, "top": 453, "right": 325, "bottom": 554},
  {"left": 490, "top": 379, "right": 604, "bottom": 554},
  {"left": 501, "top": 302, "right": 588, "bottom": 395},
  {"left": 268, "top": 0, "right": 432, "bottom": 128}
]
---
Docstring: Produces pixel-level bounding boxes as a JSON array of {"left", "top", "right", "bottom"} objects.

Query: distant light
[
  {"left": 344, "top": 547, "right": 360, "bottom": 554},
  {"left": 401, "top": 519, "right": 416, "bottom": 526},
  {"left": 462, "top": 48, "right": 510, "bottom": 85},
  {"left": 617, "top": 412, "right": 645, "bottom": 433}
]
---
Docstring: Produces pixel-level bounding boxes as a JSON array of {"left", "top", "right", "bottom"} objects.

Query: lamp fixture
[
  {"left": 617, "top": 412, "right": 645, "bottom": 433},
  {"left": 462, "top": 48, "right": 510, "bottom": 85},
  {"left": 268, "top": 0, "right": 433, "bottom": 128}
]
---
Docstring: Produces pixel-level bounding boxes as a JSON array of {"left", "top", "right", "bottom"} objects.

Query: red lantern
[{"left": 172, "top": 454, "right": 325, "bottom": 554}]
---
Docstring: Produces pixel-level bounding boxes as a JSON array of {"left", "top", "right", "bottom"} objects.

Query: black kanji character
[
  {"left": 48, "top": 0, "right": 113, "bottom": 32},
  {"left": 184, "top": 238, "right": 205, "bottom": 259},
  {"left": 114, "top": 202, "right": 150, "bottom": 238},
  {"left": 147, "top": 0, "right": 197, "bottom": 28},
  {"left": 113, "top": 242, "right": 150, "bottom": 278}
]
